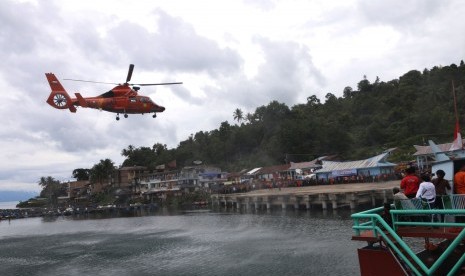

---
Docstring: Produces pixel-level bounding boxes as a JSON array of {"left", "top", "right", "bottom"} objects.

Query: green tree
[
  {"left": 38, "top": 176, "right": 65, "bottom": 206},
  {"left": 245, "top": 112, "right": 254, "bottom": 124},
  {"left": 343, "top": 86, "right": 353, "bottom": 98},
  {"left": 121, "top": 144, "right": 135, "bottom": 157},
  {"left": 152, "top": 143, "right": 168, "bottom": 156},
  {"left": 233, "top": 108, "right": 244, "bottom": 124},
  {"left": 357, "top": 75, "right": 372, "bottom": 92},
  {"left": 307, "top": 95, "right": 321, "bottom": 106},
  {"left": 90, "top": 159, "right": 115, "bottom": 185},
  {"left": 72, "top": 168, "right": 90, "bottom": 181}
]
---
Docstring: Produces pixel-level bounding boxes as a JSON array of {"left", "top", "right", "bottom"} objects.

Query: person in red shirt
[
  {"left": 400, "top": 166, "right": 421, "bottom": 198},
  {"left": 454, "top": 165, "right": 465, "bottom": 223},
  {"left": 454, "top": 165, "right": 465, "bottom": 195}
]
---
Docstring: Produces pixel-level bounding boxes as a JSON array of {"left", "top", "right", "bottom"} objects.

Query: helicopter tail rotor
[{"left": 45, "top": 73, "right": 77, "bottom": 112}]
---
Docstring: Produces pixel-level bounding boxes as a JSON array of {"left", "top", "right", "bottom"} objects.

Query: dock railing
[{"left": 352, "top": 205, "right": 465, "bottom": 276}]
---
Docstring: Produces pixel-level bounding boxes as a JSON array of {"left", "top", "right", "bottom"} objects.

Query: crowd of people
[
  {"left": 393, "top": 166, "right": 454, "bottom": 209},
  {"left": 218, "top": 173, "right": 400, "bottom": 194},
  {"left": 391, "top": 165, "right": 465, "bottom": 221}
]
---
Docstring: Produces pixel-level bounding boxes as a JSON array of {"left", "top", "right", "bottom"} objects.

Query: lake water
[
  {"left": 0, "top": 201, "right": 19, "bottom": 209},
  {"left": 0, "top": 209, "right": 361, "bottom": 276}
]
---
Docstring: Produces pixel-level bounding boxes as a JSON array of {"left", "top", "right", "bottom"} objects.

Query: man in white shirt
[{"left": 416, "top": 174, "right": 436, "bottom": 209}]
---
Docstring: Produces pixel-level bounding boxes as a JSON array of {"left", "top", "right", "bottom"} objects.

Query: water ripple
[{"left": 0, "top": 210, "right": 359, "bottom": 275}]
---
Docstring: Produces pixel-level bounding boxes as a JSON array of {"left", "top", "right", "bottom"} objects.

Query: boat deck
[
  {"left": 351, "top": 202, "right": 465, "bottom": 275},
  {"left": 397, "top": 226, "right": 463, "bottom": 239},
  {"left": 352, "top": 226, "right": 464, "bottom": 242}
]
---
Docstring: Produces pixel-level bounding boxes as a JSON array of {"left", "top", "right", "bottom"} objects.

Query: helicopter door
[
  {"left": 114, "top": 98, "right": 127, "bottom": 110},
  {"left": 127, "top": 97, "right": 138, "bottom": 112}
]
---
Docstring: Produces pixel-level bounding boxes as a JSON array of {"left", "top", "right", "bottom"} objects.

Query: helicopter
[{"left": 45, "top": 64, "right": 182, "bottom": 120}]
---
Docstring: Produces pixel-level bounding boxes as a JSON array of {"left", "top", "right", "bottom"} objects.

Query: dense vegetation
[{"left": 120, "top": 61, "right": 465, "bottom": 171}]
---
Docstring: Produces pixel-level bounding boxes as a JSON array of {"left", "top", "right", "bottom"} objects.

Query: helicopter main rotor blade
[
  {"left": 64, "top": 64, "right": 181, "bottom": 87},
  {"left": 63, "top": 79, "right": 119, "bottom": 85},
  {"left": 126, "top": 64, "right": 134, "bottom": 83},
  {"left": 136, "top": 82, "right": 183, "bottom": 86}
]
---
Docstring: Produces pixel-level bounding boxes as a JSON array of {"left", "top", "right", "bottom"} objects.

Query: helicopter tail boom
[{"left": 45, "top": 73, "right": 77, "bottom": 112}]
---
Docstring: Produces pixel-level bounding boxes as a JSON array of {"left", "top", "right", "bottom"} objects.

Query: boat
[{"left": 351, "top": 140, "right": 465, "bottom": 275}]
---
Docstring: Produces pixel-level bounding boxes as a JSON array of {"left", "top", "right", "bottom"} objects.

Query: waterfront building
[
  {"left": 244, "top": 167, "right": 261, "bottom": 181},
  {"left": 138, "top": 164, "right": 225, "bottom": 203},
  {"left": 287, "top": 157, "right": 326, "bottom": 179},
  {"left": 255, "top": 164, "right": 291, "bottom": 180},
  {"left": 65, "top": 180, "right": 90, "bottom": 204},
  {"left": 197, "top": 167, "right": 228, "bottom": 190},
  {"left": 224, "top": 169, "right": 249, "bottom": 186},
  {"left": 226, "top": 169, "right": 248, "bottom": 183},
  {"left": 115, "top": 166, "right": 147, "bottom": 190},
  {"left": 314, "top": 149, "right": 397, "bottom": 183},
  {"left": 247, "top": 164, "right": 291, "bottom": 189},
  {"left": 140, "top": 170, "right": 182, "bottom": 203},
  {"left": 113, "top": 166, "right": 147, "bottom": 202},
  {"left": 413, "top": 139, "right": 465, "bottom": 171}
]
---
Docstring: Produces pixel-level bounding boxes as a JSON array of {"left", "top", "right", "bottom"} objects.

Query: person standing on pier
[{"left": 400, "top": 166, "right": 421, "bottom": 199}]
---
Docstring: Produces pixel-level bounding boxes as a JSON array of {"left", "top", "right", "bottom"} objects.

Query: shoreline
[{"left": 2, "top": 181, "right": 402, "bottom": 219}]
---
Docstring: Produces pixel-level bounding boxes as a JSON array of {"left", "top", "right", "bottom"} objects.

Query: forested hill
[{"left": 121, "top": 61, "right": 465, "bottom": 171}]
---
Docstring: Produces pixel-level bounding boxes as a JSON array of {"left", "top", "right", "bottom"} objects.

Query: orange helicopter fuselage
[
  {"left": 45, "top": 73, "right": 165, "bottom": 118},
  {"left": 75, "top": 85, "right": 165, "bottom": 114}
]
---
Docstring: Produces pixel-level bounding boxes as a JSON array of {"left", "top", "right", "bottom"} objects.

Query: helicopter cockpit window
[{"left": 99, "top": 91, "right": 115, "bottom": 98}]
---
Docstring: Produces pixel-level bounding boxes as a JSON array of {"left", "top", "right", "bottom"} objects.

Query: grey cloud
[
  {"left": 170, "top": 85, "right": 204, "bottom": 106},
  {"left": 105, "top": 9, "right": 243, "bottom": 77},
  {"left": 0, "top": 1, "right": 43, "bottom": 54},
  {"left": 70, "top": 23, "right": 121, "bottom": 64},
  {"left": 0, "top": 1, "right": 65, "bottom": 84},
  {"left": 357, "top": 0, "right": 444, "bottom": 29},
  {"left": 217, "top": 37, "right": 325, "bottom": 109}
]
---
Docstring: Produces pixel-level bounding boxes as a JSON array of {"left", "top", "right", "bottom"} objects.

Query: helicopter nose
[{"left": 152, "top": 105, "right": 165, "bottom": 113}]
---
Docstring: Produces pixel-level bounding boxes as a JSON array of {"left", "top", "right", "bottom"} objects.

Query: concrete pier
[{"left": 211, "top": 181, "right": 399, "bottom": 211}]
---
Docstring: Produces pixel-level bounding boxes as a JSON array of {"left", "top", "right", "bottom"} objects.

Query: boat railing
[{"left": 352, "top": 205, "right": 465, "bottom": 276}]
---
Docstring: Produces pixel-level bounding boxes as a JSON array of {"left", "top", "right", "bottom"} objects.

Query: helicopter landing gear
[
  {"left": 116, "top": 114, "right": 120, "bottom": 121},
  {"left": 152, "top": 113, "right": 157, "bottom": 118},
  {"left": 124, "top": 114, "right": 128, "bottom": 118}
]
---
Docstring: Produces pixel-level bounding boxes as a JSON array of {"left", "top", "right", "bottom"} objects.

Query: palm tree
[
  {"left": 38, "top": 176, "right": 62, "bottom": 206},
  {"left": 233, "top": 108, "right": 244, "bottom": 124},
  {"left": 72, "top": 168, "right": 90, "bottom": 181},
  {"left": 90, "top": 159, "right": 116, "bottom": 193},
  {"left": 245, "top": 112, "right": 254, "bottom": 124}
]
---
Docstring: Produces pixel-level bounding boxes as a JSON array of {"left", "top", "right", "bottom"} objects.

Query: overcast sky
[{"left": 1, "top": 0, "right": 465, "bottom": 192}]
